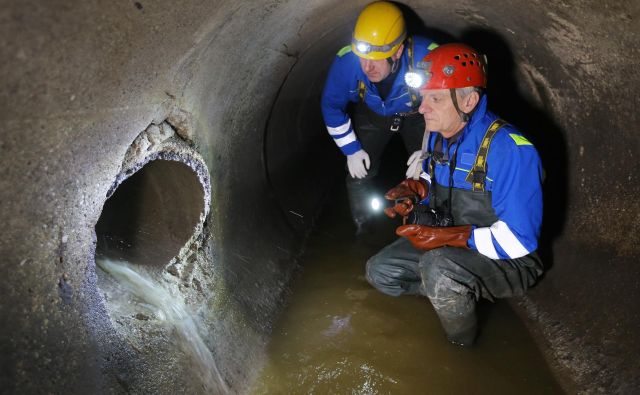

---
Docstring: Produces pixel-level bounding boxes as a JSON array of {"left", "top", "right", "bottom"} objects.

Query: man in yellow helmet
[{"left": 321, "top": 1, "right": 438, "bottom": 235}]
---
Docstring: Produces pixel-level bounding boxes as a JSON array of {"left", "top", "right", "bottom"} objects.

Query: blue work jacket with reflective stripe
[
  {"left": 321, "top": 35, "right": 437, "bottom": 155},
  {"left": 419, "top": 95, "right": 544, "bottom": 260}
]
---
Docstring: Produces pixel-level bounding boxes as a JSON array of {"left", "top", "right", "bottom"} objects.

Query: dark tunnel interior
[
  {"left": 256, "top": 4, "right": 639, "bottom": 391},
  {"left": 266, "top": 8, "right": 569, "bottom": 270},
  {"left": 1, "top": 1, "right": 639, "bottom": 394}
]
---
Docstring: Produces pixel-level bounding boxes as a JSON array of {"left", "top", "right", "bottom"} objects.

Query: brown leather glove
[
  {"left": 396, "top": 224, "right": 472, "bottom": 250},
  {"left": 383, "top": 179, "right": 429, "bottom": 219}
]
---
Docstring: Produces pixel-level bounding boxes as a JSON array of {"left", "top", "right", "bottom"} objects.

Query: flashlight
[
  {"left": 370, "top": 197, "right": 383, "bottom": 211},
  {"left": 370, "top": 196, "right": 395, "bottom": 213},
  {"left": 370, "top": 195, "right": 420, "bottom": 213}
]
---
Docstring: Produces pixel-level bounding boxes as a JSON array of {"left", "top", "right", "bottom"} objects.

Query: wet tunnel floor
[{"left": 250, "top": 175, "right": 564, "bottom": 394}]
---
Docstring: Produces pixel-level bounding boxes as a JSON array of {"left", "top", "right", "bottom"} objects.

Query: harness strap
[
  {"left": 358, "top": 80, "right": 366, "bottom": 101},
  {"left": 465, "top": 119, "right": 507, "bottom": 192},
  {"left": 406, "top": 36, "right": 420, "bottom": 108}
]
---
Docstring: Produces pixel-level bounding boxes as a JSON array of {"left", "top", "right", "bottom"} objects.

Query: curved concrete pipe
[{"left": 1, "top": 0, "right": 638, "bottom": 393}]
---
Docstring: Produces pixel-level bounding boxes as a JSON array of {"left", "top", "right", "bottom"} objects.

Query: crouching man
[{"left": 366, "top": 43, "right": 545, "bottom": 346}]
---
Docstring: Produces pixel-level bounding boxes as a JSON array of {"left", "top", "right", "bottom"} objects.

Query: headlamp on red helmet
[
  {"left": 404, "top": 59, "right": 431, "bottom": 89},
  {"left": 405, "top": 43, "right": 487, "bottom": 91}
]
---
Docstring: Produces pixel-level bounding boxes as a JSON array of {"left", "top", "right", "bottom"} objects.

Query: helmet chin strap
[
  {"left": 387, "top": 56, "right": 400, "bottom": 73},
  {"left": 449, "top": 88, "right": 470, "bottom": 122}
]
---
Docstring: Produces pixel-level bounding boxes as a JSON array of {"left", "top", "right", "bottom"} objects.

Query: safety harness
[
  {"left": 423, "top": 118, "right": 507, "bottom": 223},
  {"left": 464, "top": 119, "right": 506, "bottom": 191}
]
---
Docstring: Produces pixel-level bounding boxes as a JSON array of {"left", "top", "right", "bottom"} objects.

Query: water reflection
[{"left": 250, "top": 205, "right": 563, "bottom": 394}]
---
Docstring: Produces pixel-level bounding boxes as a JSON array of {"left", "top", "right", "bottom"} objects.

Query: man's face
[
  {"left": 359, "top": 57, "right": 392, "bottom": 83},
  {"left": 358, "top": 44, "right": 404, "bottom": 83},
  {"left": 418, "top": 88, "right": 465, "bottom": 138}
]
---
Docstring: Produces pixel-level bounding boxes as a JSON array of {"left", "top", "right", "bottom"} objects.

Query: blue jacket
[
  {"left": 321, "top": 36, "right": 438, "bottom": 155},
  {"left": 421, "top": 95, "right": 544, "bottom": 259}
]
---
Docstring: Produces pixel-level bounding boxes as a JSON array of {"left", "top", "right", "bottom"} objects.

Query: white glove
[
  {"left": 406, "top": 150, "right": 424, "bottom": 180},
  {"left": 347, "top": 149, "right": 370, "bottom": 179}
]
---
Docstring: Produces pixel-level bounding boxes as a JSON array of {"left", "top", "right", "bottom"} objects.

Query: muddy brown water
[{"left": 250, "top": 182, "right": 563, "bottom": 394}]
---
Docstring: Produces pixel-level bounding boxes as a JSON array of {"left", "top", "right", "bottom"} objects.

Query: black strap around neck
[{"left": 428, "top": 132, "right": 463, "bottom": 219}]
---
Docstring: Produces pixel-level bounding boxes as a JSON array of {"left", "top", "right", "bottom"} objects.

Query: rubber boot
[
  {"left": 346, "top": 176, "right": 373, "bottom": 236},
  {"left": 435, "top": 305, "right": 478, "bottom": 346}
]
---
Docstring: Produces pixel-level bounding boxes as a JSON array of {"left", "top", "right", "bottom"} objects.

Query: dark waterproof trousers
[
  {"left": 366, "top": 238, "right": 544, "bottom": 345},
  {"left": 346, "top": 104, "right": 425, "bottom": 230}
]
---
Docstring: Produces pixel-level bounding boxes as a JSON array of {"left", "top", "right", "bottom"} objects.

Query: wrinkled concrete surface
[{"left": 1, "top": 0, "right": 639, "bottom": 393}]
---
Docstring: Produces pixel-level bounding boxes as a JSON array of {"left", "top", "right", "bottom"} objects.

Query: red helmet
[{"left": 416, "top": 43, "right": 487, "bottom": 89}]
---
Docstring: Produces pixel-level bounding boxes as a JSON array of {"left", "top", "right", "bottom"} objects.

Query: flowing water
[
  {"left": 250, "top": 180, "right": 565, "bottom": 394},
  {"left": 96, "top": 258, "right": 228, "bottom": 394}
]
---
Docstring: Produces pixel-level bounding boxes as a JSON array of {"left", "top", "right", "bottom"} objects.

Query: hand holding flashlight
[{"left": 382, "top": 178, "right": 429, "bottom": 221}]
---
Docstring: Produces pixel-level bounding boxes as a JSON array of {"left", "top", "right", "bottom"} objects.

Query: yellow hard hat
[{"left": 351, "top": 1, "right": 406, "bottom": 60}]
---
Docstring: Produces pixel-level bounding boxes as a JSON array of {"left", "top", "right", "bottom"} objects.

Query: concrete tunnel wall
[{"left": 1, "top": 0, "right": 638, "bottom": 393}]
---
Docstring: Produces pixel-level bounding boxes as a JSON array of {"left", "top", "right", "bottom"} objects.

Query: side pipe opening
[{"left": 95, "top": 159, "right": 205, "bottom": 268}]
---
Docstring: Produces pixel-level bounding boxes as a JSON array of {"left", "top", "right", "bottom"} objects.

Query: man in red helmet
[{"left": 365, "top": 43, "right": 545, "bottom": 346}]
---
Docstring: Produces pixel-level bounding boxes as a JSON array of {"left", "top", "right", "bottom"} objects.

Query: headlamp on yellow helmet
[{"left": 351, "top": 1, "right": 407, "bottom": 60}]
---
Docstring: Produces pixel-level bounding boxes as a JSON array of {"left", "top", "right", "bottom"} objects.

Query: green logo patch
[
  {"left": 509, "top": 133, "right": 533, "bottom": 146},
  {"left": 337, "top": 45, "right": 351, "bottom": 57}
]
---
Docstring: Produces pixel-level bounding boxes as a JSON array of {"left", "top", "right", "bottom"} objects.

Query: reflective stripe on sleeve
[
  {"left": 326, "top": 119, "right": 352, "bottom": 136},
  {"left": 490, "top": 220, "right": 530, "bottom": 258},
  {"left": 334, "top": 131, "right": 357, "bottom": 148},
  {"left": 474, "top": 227, "right": 500, "bottom": 259}
]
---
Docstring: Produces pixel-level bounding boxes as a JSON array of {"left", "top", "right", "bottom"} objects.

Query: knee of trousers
[
  {"left": 365, "top": 254, "right": 385, "bottom": 288},
  {"left": 420, "top": 248, "right": 475, "bottom": 313},
  {"left": 345, "top": 174, "right": 373, "bottom": 188},
  {"left": 365, "top": 255, "right": 403, "bottom": 297}
]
